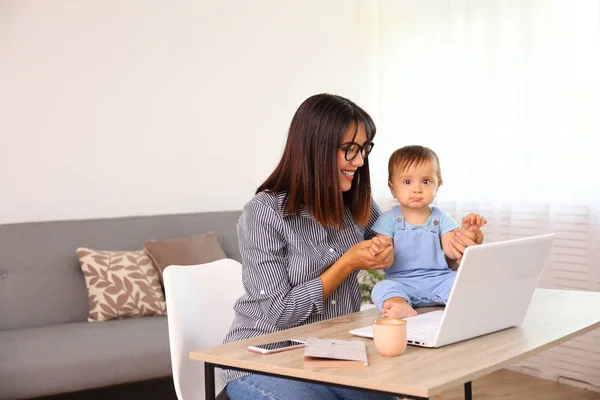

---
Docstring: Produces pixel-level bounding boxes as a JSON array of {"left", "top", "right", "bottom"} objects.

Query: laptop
[{"left": 349, "top": 233, "right": 555, "bottom": 348}]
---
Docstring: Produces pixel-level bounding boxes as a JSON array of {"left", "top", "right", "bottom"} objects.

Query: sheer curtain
[{"left": 373, "top": 0, "right": 600, "bottom": 389}]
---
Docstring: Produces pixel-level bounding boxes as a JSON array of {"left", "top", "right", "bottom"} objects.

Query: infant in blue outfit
[{"left": 370, "top": 145, "right": 486, "bottom": 319}]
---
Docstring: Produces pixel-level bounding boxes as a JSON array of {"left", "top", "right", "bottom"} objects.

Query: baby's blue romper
[{"left": 371, "top": 205, "right": 459, "bottom": 311}]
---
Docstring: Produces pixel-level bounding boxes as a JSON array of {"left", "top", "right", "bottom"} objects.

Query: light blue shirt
[{"left": 372, "top": 206, "right": 458, "bottom": 238}]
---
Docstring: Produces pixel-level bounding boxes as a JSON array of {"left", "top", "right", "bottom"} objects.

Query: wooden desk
[{"left": 190, "top": 289, "right": 600, "bottom": 399}]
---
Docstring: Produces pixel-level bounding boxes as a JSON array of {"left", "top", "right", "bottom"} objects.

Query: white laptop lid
[{"left": 433, "top": 233, "right": 555, "bottom": 347}]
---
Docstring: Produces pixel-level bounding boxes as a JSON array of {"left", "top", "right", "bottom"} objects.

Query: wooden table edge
[
  {"left": 426, "top": 320, "right": 600, "bottom": 395},
  {"left": 190, "top": 319, "right": 600, "bottom": 398}
]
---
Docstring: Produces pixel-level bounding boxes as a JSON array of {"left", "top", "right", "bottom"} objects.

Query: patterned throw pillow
[{"left": 77, "top": 248, "right": 167, "bottom": 322}]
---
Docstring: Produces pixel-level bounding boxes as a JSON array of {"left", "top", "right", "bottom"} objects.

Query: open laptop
[{"left": 350, "top": 233, "right": 555, "bottom": 348}]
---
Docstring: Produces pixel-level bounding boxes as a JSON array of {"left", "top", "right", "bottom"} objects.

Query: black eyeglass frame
[{"left": 339, "top": 142, "right": 375, "bottom": 161}]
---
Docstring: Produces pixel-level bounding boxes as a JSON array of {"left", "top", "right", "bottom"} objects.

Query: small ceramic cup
[{"left": 373, "top": 318, "right": 407, "bottom": 357}]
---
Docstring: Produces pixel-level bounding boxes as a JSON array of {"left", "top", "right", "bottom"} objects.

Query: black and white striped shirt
[{"left": 223, "top": 191, "right": 381, "bottom": 384}]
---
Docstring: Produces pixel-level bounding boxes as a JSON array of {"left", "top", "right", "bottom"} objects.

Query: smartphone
[{"left": 247, "top": 339, "right": 306, "bottom": 355}]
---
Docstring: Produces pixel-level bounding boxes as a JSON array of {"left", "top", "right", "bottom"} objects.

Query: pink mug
[{"left": 373, "top": 318, "right": 407, "bottom": 357}]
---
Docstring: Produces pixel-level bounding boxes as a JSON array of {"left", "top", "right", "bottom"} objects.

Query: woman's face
[{"left": 337, "top": 122, "right": 368, "bottom": 192}]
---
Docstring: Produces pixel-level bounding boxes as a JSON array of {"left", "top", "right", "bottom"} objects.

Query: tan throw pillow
[
  {"left": 77, "top": 248, "right": 167, "bottom": 322},
  {"left": 144, "top": 231, "right": 227, "bottom": 282}
]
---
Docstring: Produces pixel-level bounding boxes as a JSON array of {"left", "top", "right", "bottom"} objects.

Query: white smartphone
[{"left": 247, "top": 339, "right": 306, "bottom": 355}]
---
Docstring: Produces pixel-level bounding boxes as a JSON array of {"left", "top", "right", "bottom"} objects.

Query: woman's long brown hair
[{"left": 257, "top": 94, "right": 376, "bottom": 228}]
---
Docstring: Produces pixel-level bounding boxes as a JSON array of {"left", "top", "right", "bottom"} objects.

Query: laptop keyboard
[{"left": 409, "top": 322, "right": 440, "bottom": 340}]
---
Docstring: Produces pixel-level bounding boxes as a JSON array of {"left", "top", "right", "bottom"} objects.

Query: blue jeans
[{"left": 226, "top": 374, "right": 398, "bottom": 400}]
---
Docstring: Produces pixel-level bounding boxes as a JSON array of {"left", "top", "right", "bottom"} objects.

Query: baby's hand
[
  {"left": 461, "top": 213, "right": 487, "bottom": 233},
  {"left": 382, "top": 298, "right": 418, "bottom": 319},
  {"left": 368, "top": 244, "right": 380, "bottom": 257},
  {"left": 368, "top": 235, "right": 392, "bottom": 256}
]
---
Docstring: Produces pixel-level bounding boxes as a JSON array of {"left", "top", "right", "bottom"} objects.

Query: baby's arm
[
  {"left": 368, "top": 211, "right": 395, "bottom": 256},
  {"left": 441, "top": 213, "right": 487, "bottom": 260},
  {"left": 441, "top": 230, "right": 460, "bottom": 260}
]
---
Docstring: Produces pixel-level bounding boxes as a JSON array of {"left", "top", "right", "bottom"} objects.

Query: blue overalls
[{"left": 371, "top": 206, "right": 457, "bottom": 311}]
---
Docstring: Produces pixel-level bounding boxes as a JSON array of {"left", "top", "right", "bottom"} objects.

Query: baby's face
[{"left": 388, "top": 160, "right": 439, "bottom": 209}]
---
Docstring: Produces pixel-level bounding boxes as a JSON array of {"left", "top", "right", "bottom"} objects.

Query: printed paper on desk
[{"left": 303, "top": 337, "right": 368, "bottom": 368}]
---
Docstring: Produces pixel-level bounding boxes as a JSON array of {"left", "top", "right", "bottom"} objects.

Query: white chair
[{"left": 163, "top": 259, "right": 244, "bottom": 400}]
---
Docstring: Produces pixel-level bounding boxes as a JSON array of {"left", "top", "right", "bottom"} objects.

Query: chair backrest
[{"left": 163, "top": 259, "right": 244, "bottom": 400}]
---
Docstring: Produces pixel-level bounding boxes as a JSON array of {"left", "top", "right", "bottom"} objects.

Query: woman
[{"left": 224, "top": 94, "right": 483, "bottom": 400}]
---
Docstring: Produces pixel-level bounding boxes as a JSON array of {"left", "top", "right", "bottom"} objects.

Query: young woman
[{"left": 223, "top": 94, "right": 483, "bottom": 400}]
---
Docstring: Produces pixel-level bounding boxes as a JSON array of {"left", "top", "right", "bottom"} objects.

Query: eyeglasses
[{"left": 339, "top": 142, "right": 374, "bottom": 161}]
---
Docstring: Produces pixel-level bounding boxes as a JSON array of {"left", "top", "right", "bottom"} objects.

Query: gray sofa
[{"left": 0, "top": 211, "right": 242, "bottom": 399}]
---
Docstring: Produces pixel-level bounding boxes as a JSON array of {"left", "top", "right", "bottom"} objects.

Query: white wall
[
  {"left": 374, "top": 1, "right": 600, "bottom": 392},
  {"left": 0, "top": 0, "right": 379, "bottom": 224}
]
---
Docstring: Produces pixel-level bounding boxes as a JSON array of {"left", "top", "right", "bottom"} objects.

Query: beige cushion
[
  {"left": 144, "top": 231, "right": 227, "bottom": 282},
  {"left": 76, "top": 248, "right": 167, "bottom": 322}
]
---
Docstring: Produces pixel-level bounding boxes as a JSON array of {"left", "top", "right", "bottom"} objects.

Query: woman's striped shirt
[{"left": 222, "top": 190, "right": 381, "bottom": 384}]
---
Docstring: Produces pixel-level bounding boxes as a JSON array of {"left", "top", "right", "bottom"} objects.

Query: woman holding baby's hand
[{"left": 223, "top": 94, "right": 397, "bottom": 400}]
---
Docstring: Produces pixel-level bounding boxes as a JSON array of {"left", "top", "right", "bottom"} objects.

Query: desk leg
[
  {"left": 205, "top": 362, "right": 216, "bottom": 400},
  {"left": 464, "top": 381, "right": 472, "bottom": 400}
]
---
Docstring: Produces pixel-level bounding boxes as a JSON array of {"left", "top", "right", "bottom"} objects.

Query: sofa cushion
[
  {"left": 144, "top": 231, "right": 227, "bottom": 283},
  {"left": 0, "top": 317, "right": 171, "bottom": 400},
  {"left": 77, "top": 248, "right": 167, "bottom": 322}
]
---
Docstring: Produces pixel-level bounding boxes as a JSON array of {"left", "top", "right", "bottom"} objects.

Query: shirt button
[
  {"left": 259, "top": 290, "right": 265, "bottom": 295},
  {"left": 0, "top": 271, "right": 8, "bottom": 279},
  {"left": 331, "top": 300, "right": 337, "bottom": 305},
  {"left": 329, "top": 248, "right": 335, "bottom": 253}
]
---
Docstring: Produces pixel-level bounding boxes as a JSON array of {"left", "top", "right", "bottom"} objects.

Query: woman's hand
[
  {"left": 368, "top": 234, "right": 393, "bottom": 256},
  {"left": 321, "top": 236, "right": 393, "bottom": 300},
  {"left": 344, "top": 236, "right": 394, "bottom": 272},
  {"left": 447, "top": 225, "right": 484, "bottom": 261}
]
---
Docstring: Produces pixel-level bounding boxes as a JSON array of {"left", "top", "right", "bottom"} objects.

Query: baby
[{"left": 370, "top": 145, "right": 486, "bottom": 318}]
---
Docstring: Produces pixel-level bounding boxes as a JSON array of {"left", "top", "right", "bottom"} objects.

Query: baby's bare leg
[{"left": 382, "top": 297, "right": 418, "bottom": 319}]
